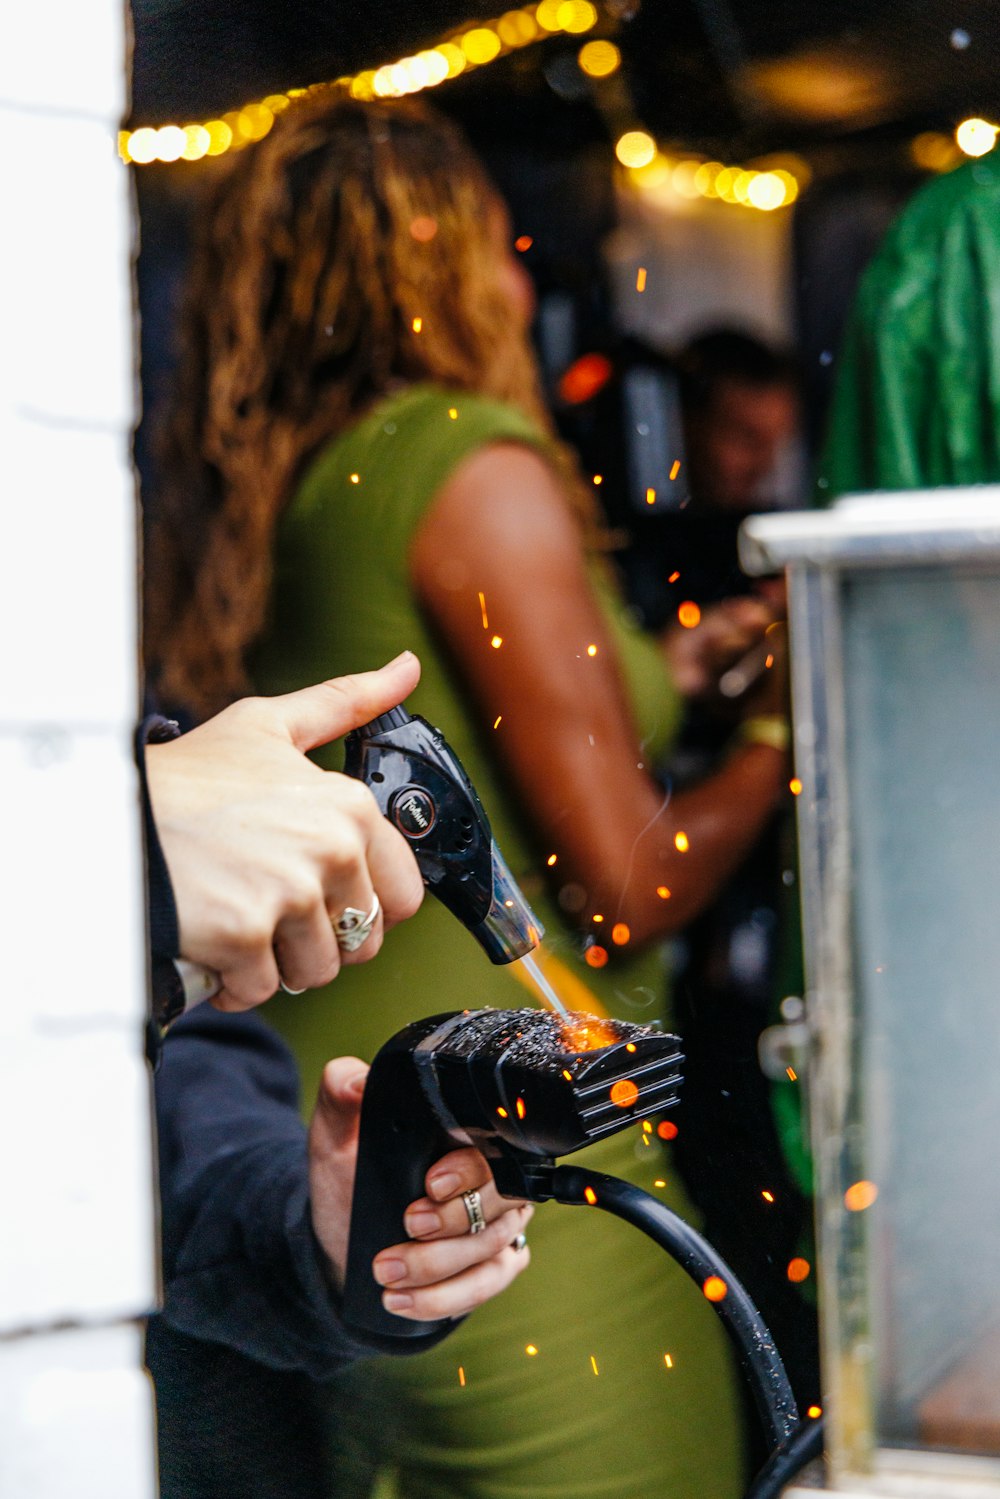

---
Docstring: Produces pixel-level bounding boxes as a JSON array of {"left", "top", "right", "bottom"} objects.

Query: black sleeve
[{"left": 152, "top": 1005, "right": 450, "bottom": 1380}]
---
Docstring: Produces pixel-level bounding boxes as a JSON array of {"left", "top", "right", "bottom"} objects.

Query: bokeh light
[
  {"left": 578, "top": 40, "right": 621, "bottom": 77},
  {"left": 616, "top": 131, "right": 657, "bottom": 169}
]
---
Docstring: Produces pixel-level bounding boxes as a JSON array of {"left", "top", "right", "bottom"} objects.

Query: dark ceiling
[{"left": 131, "top": 0, "right": 1000, "bottom": 162}]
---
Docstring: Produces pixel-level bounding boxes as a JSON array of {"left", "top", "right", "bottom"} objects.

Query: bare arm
[{"left": 410, "top": 444, "right": 788, "bottom": 949}]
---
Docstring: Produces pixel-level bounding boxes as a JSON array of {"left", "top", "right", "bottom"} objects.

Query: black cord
[
  {"left": 745, "top": 1415, "right": 824, "bottom": 1499},
  {"left": 550, "top": 1165, "right": 799, "bottom": 1452}
]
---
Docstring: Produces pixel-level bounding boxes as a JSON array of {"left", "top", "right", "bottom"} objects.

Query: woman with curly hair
[{"left": 149, "top": 94, "right": 790, "bottom": 1499}]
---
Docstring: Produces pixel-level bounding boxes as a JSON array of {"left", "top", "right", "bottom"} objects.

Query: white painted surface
[{"left": 1, "top": 0, "right": 157, "bottom": 1493}]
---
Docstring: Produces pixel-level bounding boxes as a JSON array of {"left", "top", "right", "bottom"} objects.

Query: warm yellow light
[
  {"left": 498, "top": 9, "right": 539, "bottom": 46},
  {"left": 373, "top": 65, "right": 402, "bottom": 97},
  {"left": 772, "top": 168, "right": 800, "bottom": 204},
  {"left": 578, "top": 39, "right": 620, "bottom": 77},
  {"left": 733, "top": 169, "right": 755, "bottom": 204},
  {"left": 350, "top": 70, "right": 377, "bottom": 99},
  {"left": 911, "top": 130, "right": 959, "bottom": 173},
  {"left": 181, "top": 124, "right": 211, "bottom": 161},
  {"left": 671, "top": 160, "right": 701, "bottom": 198},
  {"left": 556, "top": 0, "right": 598, "bottom": 34},
  {"left": 462, "top": 26, "right": 502, "bottom": 63},
  {"left": 126, "top": 128, "right": 159, "bottom": 165},
  {"left": 221, "top": 110, "right": 252, "bottom": 148},
  {"left": 586, "top": 643, "right": 598, "bottom": 656},
  {"left": 437, "top": 42, "right": 467, "bottom": 78},
  {"left": 955, "top": 117, "right": 998, "bottom": 157},
  {"left": 535, "top": 0, "right": 566, "bottom": 30},
  {"left": 153, "top": 125, "right": 187, "bottom": 162},
  {"left": 203, "top": 119, "right": 233, "bottom": 156},
  {"left": 714, "top": 166, "right": 739, "bottom": 203},
  {"left": 694, "top": 161, "right": 723, "bottom": 197},
  {"left": 747, "top": 171, "right": 787, "bottom": 211},
  {"left": 674, "top": 830, "right": 690, "bottom": 853},
  {"left": 616, "top": 130, "right": 657, "bottom": 169},
  {"left": 420, "top": 49, "right": 450, "bottom": 86},
  {"left": 262, "top": 93, "right": 291, "bottom": 114}
]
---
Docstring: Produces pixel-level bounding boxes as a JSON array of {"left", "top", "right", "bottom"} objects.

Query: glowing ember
[
  {"left": 479, "top": 591, "right": 489, "bottom": 628},
  {"left": 349, "top": 472, "right": 360, "bottom": 484},
  {"left": 592, "top": 913, "right": 604, "bottom": 923},
  {"left": 629, "top": 1046, "right": 640, "bottom": 1058},
  {"left": 789, "top": 778, "right": 803, "bottom": 796},
  {"left": 493, "top": 715, "right": 502, "bottom": 729},
  {"left": 654, "top": 1178, "right": 666, "bottom": 1188},
  {"left": 786, "top": 1066, "right": 798, "bottom": 1082},
  {"left": 590, "top": 1355, "right": 599, "bottom": 1375},
  {"left": 496, "top": 1106, "right": 508, "bottom": 1119},
  {"left": 636, "top": 267, "right": 647, "bottom": 292},
  {"left": 515, "top": 234, "right": 533, "bottom": 252},
  {"left": 611, "top": 922, "right": 630, "bottom": 946},
  {"left": 787, "top": 1258, "right": 811, "bottom": 1284},
  {"left": 560, "top": 1015, "right": 620, "bottom": 1051},
  {"left": 584, "top": 945, "right": 608, "bottom": 969},
  {"left": 656, "top": 885, "right": 672, "bottom": 900},
  {"left": 765, "top": 653, "right": 775, "bottom": 669},
  {"left": 646, "top": 487, "right": 657, "bottom": 505},
  {"left": 674, "top": 831, "right": 690, "bottom": 853},
  {"left": 412, "top": 317, "right": 423, "bottom": 333},
  {"left": 586, "top": 643, "right": 598, "bottom": 656},
  {"left": 703, "top": 1276, "right": 728, "bottom": 1302},
  {"left": 678, "top": 601, "right": 701, "bottom": 628},
  {"left": 844, "top": 1180, "right": 878, "bottom": 1212},
  {"left": 664, "top": 1353, "right": 673, "bottom": 1368},
  {"left": 668, "top": 571, "right": 680, "bottom": 583},
  {"left": 515, "top": 1097, "right": 527, "bottom": 1119},
  {"left": 593, "top": 473, "right": 603, "bottom": 485},
  {"left": 547, "top": 853, "right": 558, "bottom": 866},
  {"left": 448, "top": 407, "right": 459, "bottom": 420},
  {"left": 562, "top": 1069, "right": 573, "bottom": 1081},
  {"left": 807, "top": 1405, "right": 822, "bottom": 1419},
  {"left": 669, "top": 459, "right": 681, "bottom": 481},
  {"left": 610, "top": 1079, "right": 639, "bottom": 1108},
  {"left": 657, "top": 1120, "right": 678, "bottom": 1141},
  {"left": 525, "top": 1344, "right": 538, "bottom": 1356},
  {"left": 491, "top": 635, "right": 503, "bottom": 649},
  {"left": 459, "top": 1366, "right": 466, "bottom": 1386},
  {"left": 584, "top": 1186, "right": 598, "bottom": 1206},
  {"left": 559, "top": 352, "right": 613, "bottom": 405},
  {"left": 762, "top": 1190, "right": 775, "bottom": 1203}
]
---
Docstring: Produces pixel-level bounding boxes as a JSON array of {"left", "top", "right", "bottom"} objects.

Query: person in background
[{"left": 147, "top": 95, "right": 794, "bottom": 1499}]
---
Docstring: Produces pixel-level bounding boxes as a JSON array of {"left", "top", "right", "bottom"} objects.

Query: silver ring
[
  {"left": 332, "top": 893, "right": 381, "bottom": 953},
  {"left": 511, "top": 1232, "right": 528, "bottom": 1253},
  {"left": 278, "top": 977, "right": 307, "bottom": 996},
  {"left": 462, "top": 1189, "right": 487, "bottom": 1235}
]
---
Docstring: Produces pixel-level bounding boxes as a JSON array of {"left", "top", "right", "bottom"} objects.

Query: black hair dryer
[
  {"left": 341, "top": 1006, "right": 684, "bottom": 1345},
  {"left": 343, "top": 706, "right": 542, "bottom": 963}
]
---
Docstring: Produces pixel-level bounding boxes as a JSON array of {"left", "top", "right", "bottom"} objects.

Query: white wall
[{"left": 0, "top": 3, "right": 157, "bottom": 1494}]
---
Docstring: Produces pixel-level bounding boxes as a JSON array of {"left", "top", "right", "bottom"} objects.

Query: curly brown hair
[{"left": 147, "top": 94, "right": 589, "bottom": 718}]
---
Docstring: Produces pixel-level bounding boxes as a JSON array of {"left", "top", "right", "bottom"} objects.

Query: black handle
[{"left": 341, "top": 1034, "right": 458, "bottom": 1343}]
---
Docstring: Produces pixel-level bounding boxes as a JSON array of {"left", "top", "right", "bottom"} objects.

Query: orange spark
[
  {"left": 593, "top": 473, "right": 603, "bottom": 485},
  {"left": 459, "top": 1366, "right": 466, "bottom": 1386},
  {"left": 349, "top": 473, "right": 360, "bottom": 484},
  {"left": 664, "top": 1353, "right": 673, "bottom": 1368},
  {"left": 808, "top": 1406, "right": 822, "bottom": 1419},
  {"left": 669, "top": 459, "right": 681, "bottom": 480},
  {"left": 410, "top": 215, "right": 439, "bottom": 242},
  {"left": 562, "top": 1069, "right": 573, "bottom": 1081},
  {"left": 525, "top": 1344, "right": 538, "bottom": 1356},
  {"left": 703, "top": 1276, "right": 728, "bottom": 1302},
  {"left": 493, "top": 715, "right": 502, "bottom": 729},
  {"left": 515, "top": 1097, "right": 526, "bottom": 1119},
  {"left": 448, "top": 406, "right": 459, "bottom": 420},
  {"left": 762, "top": 1190, "right": 775, "bottom": 1203},
  {"left": 668, "top": 571, "right": 680, "bottom": 583},
  {"left": 592, "top": 913, "right": 604, "bottom": 923},
  {"left": 636, "top": 267, "right": 647, "bottom": 292},
  {"left": 790, "top": 778, "right": 803, "bottom": 796},
  {"left": 786, "top": 1066, "right": 798, "bottom": 1082},
  {"left": 491, "top": 635, "right": 503, "bottom": 649},
  {"left": 654, "top": 1178, "right": 666, "bottom": 1188},
  {"left": 610, "top": 1079, "right": 639, "bottom": 1108},
  {"left": 611, "top": 922, "right": 631, "bottom": 945},
  {"left": 584, "top": 1186, "right": 598, "bottom": 1206},
  {"left": 515, "top": 234, "right": 533, "bottom": 252},
  {"left": 496, "top": 1106, "right": 508, "bottom": 1119},
  {"left": 657, "top": 1119, "right": 678, "bottom": 1141},
  {"left": 547, "top": 853, "right": 558, "bottom": 866},
  {"left": 587, "top": 643, "right": 598, "bottom": 656},
  {"left": 585, "top": 945, "right": 609, "bottom": 968},
  {"left": 641, "top": 1117, "right": 651, "bottom": 1131},
  {"left": 787, "top": 1258, "right": 811, "bottom": 1284},
  {"left": 479, "top": 591, "right": 489, "bottom": 628},
  {"left": 559, "top": 353, "right": 613, "bottom": 405},
  {"left": 656, "top": 885, "right": 672, "bottom": 899},
  {"left": 590, "top": 1355, "right": 600, "bottom": 1375},
  {"left": 412, "top": 317, "right": 423, "bottom": 333},
  {"left": 674, "top": 831, "right": 689, "bottom": 852},
  {"left": 677, "top": 601, "right": 701, "bottom": 628},
  {"left": 646, "top": 487, "right": 657, "bottom": 505},
  {"left": 765, "top": 653, "right": 775, "bottom": 669},
  {"left": 844, "top": 1180, "right": 878, "bottom": 1212}
]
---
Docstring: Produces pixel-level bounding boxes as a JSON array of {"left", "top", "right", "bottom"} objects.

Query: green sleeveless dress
[{"left": 255, "top": 385, "right": 745, "bottom": 1499}]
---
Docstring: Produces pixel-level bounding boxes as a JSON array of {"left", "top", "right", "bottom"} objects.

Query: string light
[
  {"left": 955, "top": 117, "right": 998, "bottom": 157},
  {"left": 578, "top": 39, "right": 621, "bottom": 76},
  {"left": 120, "top": 2, "right": 599, "bottom": 164},
  {"left": 625, "top": 147, "right": 802, "bottom": 214}
]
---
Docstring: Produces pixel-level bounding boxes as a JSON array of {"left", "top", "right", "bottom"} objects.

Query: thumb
[
  {"left": 313, "top": 1057, "right": 369, "bottom": 1153},
  {"left": 273, "top": 652, "right": 421, "bottom": 753}
]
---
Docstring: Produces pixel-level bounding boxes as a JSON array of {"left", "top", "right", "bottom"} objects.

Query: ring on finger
[
  {"left": 278, "top": 976, "right": 308, "bottom": 995},
  {"left": 331, "top": 893, "right": 381, "bottom": 953},
  {"left": 511, "top": 1232, "right": 528, "bottom": 1252},
  {"left": 462, "top": 1188, "right": 487, "bottom": 1236}
]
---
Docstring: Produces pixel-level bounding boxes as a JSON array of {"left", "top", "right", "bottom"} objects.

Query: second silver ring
[{"left": 462, "top": 1188, "right": 487, "bottom": 1235}]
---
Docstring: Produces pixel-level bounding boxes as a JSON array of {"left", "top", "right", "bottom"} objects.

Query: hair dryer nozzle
[{"left": 342, "top": 1007, "right": 683, "bottom": 1342}]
